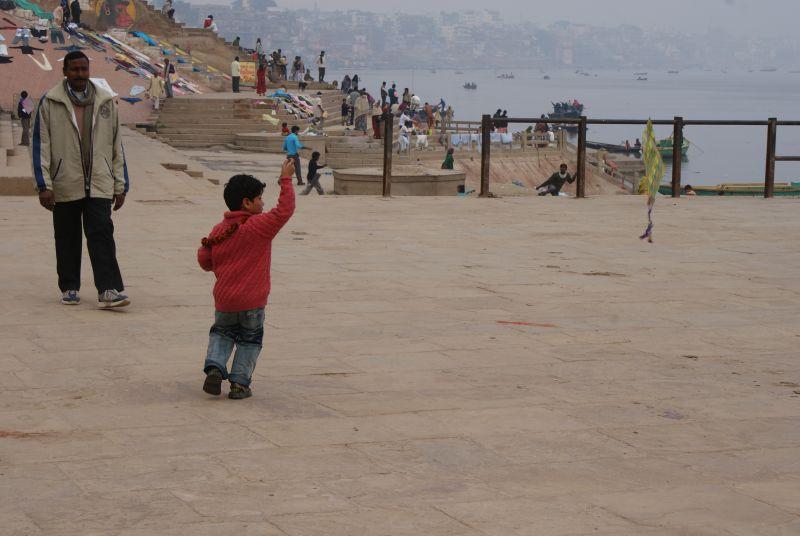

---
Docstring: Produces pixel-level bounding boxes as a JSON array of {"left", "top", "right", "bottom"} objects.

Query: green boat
[
  {"left": 659, "top": 182, "right": 800, "bottom": 197},
  {"left": 657, "top": 137, "right": 689, "bottom": 158}
]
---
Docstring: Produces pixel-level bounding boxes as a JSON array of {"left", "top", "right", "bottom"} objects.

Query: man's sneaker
[
  {"left": 61, "top": 290, "right": 80, "bottom": 305},
  {"left": 203, "top": 367, "right": 223, "bottom": 396},
  {"left": 98, "top": 289, "right": 130, "bottom": 309},
  {"left": 228, "top": 383, "right": 252, "bottom": 400}
]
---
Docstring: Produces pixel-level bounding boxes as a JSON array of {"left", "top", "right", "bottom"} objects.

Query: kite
[{"left": 638, "top": 120, "right": 665, "bottom": 243}]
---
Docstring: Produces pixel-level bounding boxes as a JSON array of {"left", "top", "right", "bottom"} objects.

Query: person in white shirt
[
  {"left": 316, "top": 50, "right": 326, "bottom": 82},
  {"left": 230, "top": 56, "right": 240, "bottom": 93}
]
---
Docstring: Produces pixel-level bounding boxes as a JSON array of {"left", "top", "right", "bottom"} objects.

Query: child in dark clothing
[
  {"left": 198, "top": 159, "right": 296, "bottom": 399},
  {"left": 301, "top": 151, "right": 325, "bottom": 195},
  {"left": 341, "top": 99, "right": 349, "bottom": 127}
]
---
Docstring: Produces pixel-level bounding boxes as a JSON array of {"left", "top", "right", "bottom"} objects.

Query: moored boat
[
  {"left": 659, "top": 182, "right": 800, "bottom": 197},
  {"left": 463, "top": 82, "right": 477, "bottom": 90},
  {"left": 657, "top": 137, "right": 689, "bottom": 158},
  {"left": 586, "top": 141, "right": 641, "bottom": 156}
]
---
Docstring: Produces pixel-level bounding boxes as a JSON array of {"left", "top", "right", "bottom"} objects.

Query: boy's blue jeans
[{"left": 204, "top": 308, "right": 264, "bottom": 387}]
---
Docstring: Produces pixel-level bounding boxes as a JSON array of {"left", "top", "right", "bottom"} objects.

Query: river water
[{"left": 327, "top": 68, "right": 800, "bottom": 186}]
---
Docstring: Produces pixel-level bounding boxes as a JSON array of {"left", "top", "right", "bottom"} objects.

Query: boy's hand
[{"left": 281, "top": 158, "right": 295, "bottom": 179}]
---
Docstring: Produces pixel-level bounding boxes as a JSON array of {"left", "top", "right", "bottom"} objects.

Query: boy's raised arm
[{"left": 250, "top": 160, "right": 297, "bottom": 240}]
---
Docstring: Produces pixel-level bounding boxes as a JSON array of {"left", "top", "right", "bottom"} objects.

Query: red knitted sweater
[{"left": 198, "top": 177, "right": 295, "bottom": 312}]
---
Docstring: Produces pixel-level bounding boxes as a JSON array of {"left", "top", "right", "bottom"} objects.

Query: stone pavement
[{"left": 1, "top": 129, "right": 799, "bottom": 535}]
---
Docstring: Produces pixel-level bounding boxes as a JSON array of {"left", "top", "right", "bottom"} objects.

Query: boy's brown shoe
[{"left": 203, "top": 367, "right": 223, "bottom": 396}]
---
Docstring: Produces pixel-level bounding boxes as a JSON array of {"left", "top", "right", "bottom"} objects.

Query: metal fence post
[
  {"left": 382, "top": 112, "right": 393, "bottom": 197},
  {"left": 765, "top": 117, "right": 777, "bottom": 198},
  {"left": 672, "top": 116, "right": 683, "bottom": 197},
  {"left": 576, "top": 116, "right": 587, "bottom": 198},
  {"left": 480, "top": 114, "right": 491, "bottom": 197}
]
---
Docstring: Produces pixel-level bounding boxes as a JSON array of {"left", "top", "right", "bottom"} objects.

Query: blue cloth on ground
[{"left": 130, "top": 31, "right": 157, "bottom": 47}]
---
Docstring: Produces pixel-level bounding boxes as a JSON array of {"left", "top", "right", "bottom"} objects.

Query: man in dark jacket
[
  {"left": 70, "top": 0, "right": 81, "bottom": 26},
  {"left": 537, "top": 164, "right": 574, "bottom": 196},
  {"left": 17, "top": 91, "right": 32, "bottom": 146}
]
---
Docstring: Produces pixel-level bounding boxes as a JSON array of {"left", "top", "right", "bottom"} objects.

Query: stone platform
[
  {"left": 334, "top": 165, "right": 466, "bottom": 195},
  {"left": 1, "top": 129, "right": 799, "bottom": 535}
]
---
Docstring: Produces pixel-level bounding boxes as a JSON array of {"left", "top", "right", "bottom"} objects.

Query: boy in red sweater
[{"left": 198, "top": 160, "right": 296, "bottom": 399}]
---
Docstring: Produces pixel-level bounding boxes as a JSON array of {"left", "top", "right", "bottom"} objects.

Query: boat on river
[
  {"left": 548, "top": 100, "right": 584, "bottom": 133},
  {"left": 586, "top": 141, "right": 641, "bottom": 156},
  {"left": 497, "top": 73, "right": 515, "bottom": 79},
  {"left": 657, "top": 137, "right": 689, "bottom": 158},
  {"left": 463, "top": 82, "right": 477, "bottom": 90},
  {"left": 659, "top": 182, "right": 800, "bottom": 197}
]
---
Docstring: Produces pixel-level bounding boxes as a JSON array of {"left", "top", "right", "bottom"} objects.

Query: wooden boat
[
  {"left": 657, "top": 137, "right": 689, "bottom": 158},
  {"left": 497, "top": 73, "right": 515, "bottom": 79},
  {"left": 667, "top": 70, "right": 679, "bottom": 74},
  {"left": 659, "top": 182, "right": 800, "bottom": 197},
  {"left": 586, "top": 141, "right": 641, "bottom": 156},
  {"left": 637, "top": 77, "right": 648, "bottom": 81},
  {"left": 543, "top": 75, "right": 551, "bottom": 80},
  {"left": 463, "top": 82, "right": 477, "bottom": 90}
]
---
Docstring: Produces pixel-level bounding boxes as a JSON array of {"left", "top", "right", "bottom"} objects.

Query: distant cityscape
[{"left": 169, "top": 1, "right": 800, "bottom": 70}]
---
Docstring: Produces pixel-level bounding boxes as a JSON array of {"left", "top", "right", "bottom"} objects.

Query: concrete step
[
  {"left": 158, "top": 126, "right": 278, "bottom": 135},
  {"left": 160, "top": 134, "right": 237, "bottom": 142}
]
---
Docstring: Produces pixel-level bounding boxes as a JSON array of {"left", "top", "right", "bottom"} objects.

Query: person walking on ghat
[
  {"left": 231, "top": 56, "right": 241, "bottom": 93},
  {"left": 32, "top": 51, "right": 131, "bottom": 307},
  {"left": 282, "top": 125, "right": 305, "bottom": 185},
  {"left": 316, "top": 50, "right": 326, "bottom": 83},
  {"left": 17, "top": 91, "right": 33, "bottom": 146},
  {"left": 301, "top": 151, "right": 325, "bottom": 195}
]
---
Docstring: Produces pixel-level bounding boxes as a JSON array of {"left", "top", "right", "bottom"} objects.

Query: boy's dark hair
[
  {"left": 281, "top": 122, "right": 287, "bottom": 127},
  {"left": 63, "top": 51, "right": 89, "bottom": 70},
  {"left": 20, "top": 90, "right": 28, "bottom": 98},
  {"left": 311, "top": 151, "right": 320, "bottom": 160},
  {"left": 291, "top": 125, "right": 300, "bottom": 133},
  {"left": 223, "top": 174, "right": 265, "bottom": 211}
]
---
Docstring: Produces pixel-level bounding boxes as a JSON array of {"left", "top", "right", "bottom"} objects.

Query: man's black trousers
[{"left": 52, "top": 197, "right": 124, "bottom": 293}]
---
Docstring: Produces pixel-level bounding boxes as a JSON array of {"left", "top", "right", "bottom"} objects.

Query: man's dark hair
[
  {"left": 63, "top": 51, "right": 89, "bottom": 70},
  {"left": 560, "top": 163, "right": 568, "bottom": 169},
  {"left": 20, "top": 90, "right": 28, "bottom": 98},
  {"left": 234, "top": 56, "right": 239, "bottom": 61},
  {"left": 291, "top": 125, "right": 300, "bottom": 133},
  {"left": 223, "top": 174, "right": 265, "bottom": 211},
  {"left": 311, "top": 151, "right": 320, "bottom": 160}
]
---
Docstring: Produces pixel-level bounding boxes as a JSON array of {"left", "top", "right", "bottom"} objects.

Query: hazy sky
[{"left": 250, "top": 0, "right": 791, "bottom": 35}]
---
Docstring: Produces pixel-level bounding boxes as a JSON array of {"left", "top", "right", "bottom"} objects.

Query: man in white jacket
[{"left": 32, "top": 51, "right": 130, "bottom": 308}]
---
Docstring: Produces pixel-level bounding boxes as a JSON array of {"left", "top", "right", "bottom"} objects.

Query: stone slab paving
[{"left": 1, "top": 129, "right": 799, "bottom": 535}]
